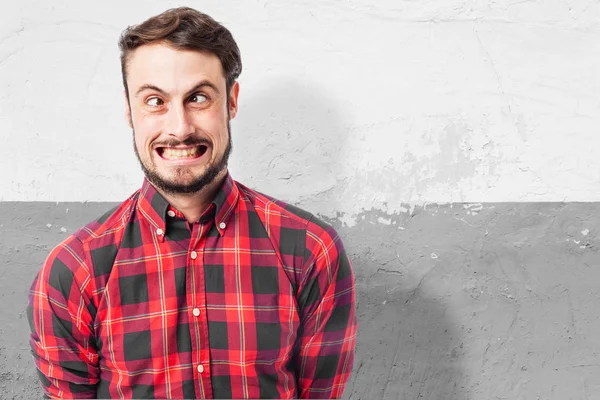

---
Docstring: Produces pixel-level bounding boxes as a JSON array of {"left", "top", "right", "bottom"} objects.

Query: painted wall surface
[
  {"left": 2, "top": 203, "right": 600, "bottom": 399},
  {"left": 1, "top": 1, "right": 600, "bottom": 399},
  {"left": 1, "top": 1, "right": 600, "bottom": 210}
]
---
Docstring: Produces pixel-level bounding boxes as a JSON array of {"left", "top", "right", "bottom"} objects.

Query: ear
[
  {"left": 228, "top": 81, "right": 240, "bottom": 120},
  {"left": 124, "top": 90, "right": 133, "bottom": 128}
]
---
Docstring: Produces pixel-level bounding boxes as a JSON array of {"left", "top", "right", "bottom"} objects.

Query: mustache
[{"left": 152, "top": 137, "right": 212, "bottom": 148}]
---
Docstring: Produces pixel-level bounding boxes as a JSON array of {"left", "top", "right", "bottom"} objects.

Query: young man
[{"left": 27, "top": 7, "right": 357, "bottom": 399}]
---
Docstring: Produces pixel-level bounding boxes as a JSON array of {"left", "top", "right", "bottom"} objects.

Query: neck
[{"left": 156, "top": 169, "right": 228, "bottom": 224}]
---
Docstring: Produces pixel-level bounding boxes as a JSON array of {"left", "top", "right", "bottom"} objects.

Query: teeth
[{"left": 162, "top": 147, "right": 199, "bottom": 159}]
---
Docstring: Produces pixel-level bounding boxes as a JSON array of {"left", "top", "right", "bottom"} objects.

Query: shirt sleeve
[
  {"left": 294, "top": 223, "right": 358, "bottom": 399},
  {"left": 27, "top": 236, "right": 99, "bottom": 399}
]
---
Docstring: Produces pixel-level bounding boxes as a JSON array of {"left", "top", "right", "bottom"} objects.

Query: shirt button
[
  {"left": 219, "top": 222, "right": 226, "bottom": 229},
  {"left": 190, "top": 251, "right": 197, "bottom": 260},
  {"left": 197, "top": 364, "right": 204, "bottom": 373},
  {"left": 167, "top": 210, "right": 175, "bottom": 217},
  {"left": 192, "top": 308, "right": 200, "bottom": 317},
  {"left": 156, "top": 228, "right": 164, "bottom": 236}
]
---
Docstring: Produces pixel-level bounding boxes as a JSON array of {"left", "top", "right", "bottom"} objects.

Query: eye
[
  {"left": 146, "top": 97, "right": 164, "bottom": 107},
  {"left": 189, "top": 93, "right": 208, "bottom": 104}
]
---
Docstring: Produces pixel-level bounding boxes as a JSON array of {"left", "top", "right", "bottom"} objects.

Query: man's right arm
[{"left": 27, "top": 236, "right": 99, "bottom": 399}]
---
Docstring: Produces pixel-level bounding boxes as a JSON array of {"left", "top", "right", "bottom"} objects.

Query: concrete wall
[{"left": 1, "top": 1, "right": 599, "bottom": 399}]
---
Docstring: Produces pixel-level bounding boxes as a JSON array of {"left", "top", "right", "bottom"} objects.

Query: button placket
[
  {"left": 190, "top": 251, "right": 200, "bottom": 317},
  {"left": 188, "top": 222, "right": 211, "bottom": 394}
]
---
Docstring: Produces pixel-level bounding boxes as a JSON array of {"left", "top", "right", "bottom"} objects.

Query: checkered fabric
[{"left": 27, "top": 174, "right": 357, "bottom": 399}]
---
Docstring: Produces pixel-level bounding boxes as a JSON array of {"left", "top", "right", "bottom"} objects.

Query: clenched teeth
[{"left": 162, "top": 147, "right": 199, "bottom": 159}]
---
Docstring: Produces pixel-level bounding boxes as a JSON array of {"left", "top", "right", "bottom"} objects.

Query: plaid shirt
[{"left": 27, "top": 174, "right": 357, "bottom": 399}]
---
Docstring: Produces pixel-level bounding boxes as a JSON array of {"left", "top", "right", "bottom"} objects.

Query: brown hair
[{"left": 118, "top": 7, "right": 242, "bottom": 97}]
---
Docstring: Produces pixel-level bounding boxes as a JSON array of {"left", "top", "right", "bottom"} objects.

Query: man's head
[{"left": 118, "top": 7, "right": 242, "bottom": 195}]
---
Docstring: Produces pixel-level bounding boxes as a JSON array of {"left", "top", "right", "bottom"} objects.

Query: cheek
[
  {"left": 133, "top": 118, "right": 161, "bottom": 148},
  {"left": 195, "top": 111, "right": 229, "bottom": 141},
  {"left": 133, "top": 133, "right": 146, "bottom": 151}
]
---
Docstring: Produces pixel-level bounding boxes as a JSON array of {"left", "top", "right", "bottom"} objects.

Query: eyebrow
[{"left": 134, "top": 80, "right": 220, "bottom": 98}]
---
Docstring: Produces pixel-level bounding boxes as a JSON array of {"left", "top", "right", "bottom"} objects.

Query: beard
[{"left": 133, "top": 120, "right": 232, "bottom": 195}]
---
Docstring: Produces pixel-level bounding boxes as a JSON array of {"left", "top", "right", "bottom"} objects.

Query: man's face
[{"left": 125, "top": 43, "right": 239, "bottom": 195}]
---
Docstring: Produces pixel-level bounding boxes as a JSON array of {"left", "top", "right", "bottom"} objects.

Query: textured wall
[
  {"left": 2, "top": 1, "right": 600, "bottom": 399},
  {"left": 2, "top": 203, "right": 600, "bottom": 399},
  {"left": 2, "top": 1, "right": 600, "bottom": 208}
]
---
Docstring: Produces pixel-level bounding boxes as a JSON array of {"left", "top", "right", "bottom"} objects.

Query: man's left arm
[{"left": 294, "top": 223, "right": 358, "bottom": 399}]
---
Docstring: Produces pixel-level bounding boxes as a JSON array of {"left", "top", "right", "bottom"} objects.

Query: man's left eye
[{"left": 189, "top": 94, "right": 208, "bottom": 103}]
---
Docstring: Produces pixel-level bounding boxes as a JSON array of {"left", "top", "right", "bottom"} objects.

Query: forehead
[{"left": 126, "top": 42, "right": 225, "bottom": 91}]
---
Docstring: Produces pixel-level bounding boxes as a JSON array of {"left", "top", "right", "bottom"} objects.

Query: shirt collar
[{"left": 137, "top": 173, "right": 239, "bottom": 240}]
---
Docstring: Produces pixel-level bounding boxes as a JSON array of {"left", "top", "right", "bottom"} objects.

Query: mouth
[{"left": 155, "top": 144, "right": 209, "bottom": 161}]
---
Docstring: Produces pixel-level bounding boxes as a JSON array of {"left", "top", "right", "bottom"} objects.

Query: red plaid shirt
[{"left": 27, "top": 174, "right": 357, "bottom": 399}]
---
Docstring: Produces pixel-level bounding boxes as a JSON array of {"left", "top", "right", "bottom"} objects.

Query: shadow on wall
[
  {"left": 337, "top": 217, "right": 467, "bottom": 400},
  {"left": 232, "top": 77, "right": 346, "bottom": 211},
  {"left": 235, "top": 78, "right": 466, "bottom": 399},
  {"left": 347, "top": 261, "right": 466, "bottom": 399}
]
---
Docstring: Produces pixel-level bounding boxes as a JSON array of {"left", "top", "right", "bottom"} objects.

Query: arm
[
  {"left": 27, "top": 236, "right": 99, "bottom": 399},
  {"left": 294, "top": 224, "right": 358, "bottom": 399}
]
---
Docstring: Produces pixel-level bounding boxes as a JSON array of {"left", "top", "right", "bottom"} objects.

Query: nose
[{"left": 165, "top": 102, "right": 194, "bottom": 140}]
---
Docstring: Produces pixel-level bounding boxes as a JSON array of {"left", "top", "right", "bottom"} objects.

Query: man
[{"left": 27, "top": 7, "right": 357, "bottom": 400}]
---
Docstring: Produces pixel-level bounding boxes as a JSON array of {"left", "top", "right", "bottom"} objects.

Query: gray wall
[{"left": 2, "top": 202, "right": 599, "bottom": 399}]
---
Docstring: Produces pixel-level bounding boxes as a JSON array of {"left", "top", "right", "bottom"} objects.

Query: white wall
[{"left": 1, "top": 1, "right": 599, "bottom": 219}]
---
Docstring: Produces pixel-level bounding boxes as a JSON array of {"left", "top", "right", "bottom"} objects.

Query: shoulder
[
  {"left": 236, "top": 181, "right": 332, "bottom": 229},
  {"left": 71, "top": 191, "right": 140, "bottom": 246},
  {"left": 235, "top": 181, "right": 345, "bottom": 261},
  {"left": 41, "top": 191, "right": 140, "bottom": 284}
]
